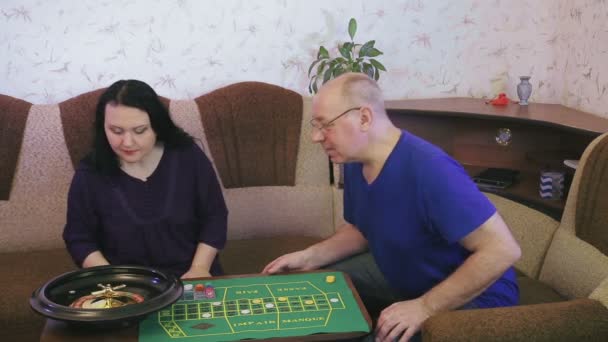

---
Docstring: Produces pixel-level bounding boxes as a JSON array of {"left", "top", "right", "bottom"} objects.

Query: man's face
[
  {"left": 104, "top": 103, "right": 157, "bottom": 165},
  {"left": 310, "top": 91, "right": 361, "bottom": 164}
]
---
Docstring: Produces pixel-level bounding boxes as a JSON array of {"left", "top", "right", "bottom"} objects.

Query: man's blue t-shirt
[{"left": 343, "top": 131, "right": 518, "bottom": 308}]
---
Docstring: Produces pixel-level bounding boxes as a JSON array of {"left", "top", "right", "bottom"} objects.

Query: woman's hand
[{"left": 181, "top": 268, "right": 212, "bottom": 280}]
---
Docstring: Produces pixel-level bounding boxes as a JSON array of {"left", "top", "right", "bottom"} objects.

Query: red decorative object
[{"left": 487, "top": 93, "right": 511, "bottom": 106}]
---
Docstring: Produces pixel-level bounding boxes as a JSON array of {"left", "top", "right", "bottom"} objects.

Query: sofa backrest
[
  {"left": 0, "top": 82, "right": 334, "bottom": 253},
  {"left": 539, "top": 132, "right": 608, "bottom": 301},
  {"left": 0, "top": 102, "right": 74, "bottom": 252}
]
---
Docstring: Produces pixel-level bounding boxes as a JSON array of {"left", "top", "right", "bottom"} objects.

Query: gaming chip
[
  {"left": 278, "top": 297, "right": 287, "bottom": 302},
  {"left": 304, "top": 300, "right": 314, "bottom": 305},
  {"left": 241, "top": 309, "right": 251, "bottom": 314},
  {"left": 184, "top": 284, "right": 193, "bottom": 291},
  {"left": 330, "top": 298, "right": 339, "bottom": 303},
  {"left": 252, "top": 299, "right": 262, "bottom": 304},
  {"left": 212, "top": 301, "right": 222, "bottom": 306},
  {"left": 202, "top": 313, "right": 211, "bottom": 318},
  {"left": 194, "top": 284, "right": 205, "bottom": 292},
  {"left": 204, "top": 286, "right": 216, "bottom": 299},
  {"left": 265, "top": 303, "right": 275, "bottom": 308},
  {"left": 325, "top": 275, "right": 336, "bottom": 283}
]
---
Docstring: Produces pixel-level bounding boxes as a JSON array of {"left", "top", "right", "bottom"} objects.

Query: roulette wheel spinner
[{"left": 30, "top": 265, "right": 183, "bottom": 328}]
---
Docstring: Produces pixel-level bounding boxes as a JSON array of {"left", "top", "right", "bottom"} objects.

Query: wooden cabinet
[{"left": 385, "top": 98, "right": 608, "bottom": 219}]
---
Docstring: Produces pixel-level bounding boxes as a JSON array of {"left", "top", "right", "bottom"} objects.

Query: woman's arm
[
  {"left": 82, "top": 250, "right": 110, "bottom": 268},
  {"left": 63, "top": 169, "right": 103, "bottom": 267},
  {"left": 181, "top": 242, "right": 218, "bottom": 279},
  {"left": 193, "top": 145, "right": 228, "bottom": 266}
]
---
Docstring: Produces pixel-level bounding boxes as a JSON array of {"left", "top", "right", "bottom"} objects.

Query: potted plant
[{"left": 307, "top": 18, "right": 387, "bottom": 94}]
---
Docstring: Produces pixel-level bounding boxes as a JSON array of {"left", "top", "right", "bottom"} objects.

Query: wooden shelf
[
  {"left": 386, "top": 98, "right": 608, "bottom": 216},
  {"left": 385, "top": 98, "right": 608, "bottom": 135},
  {"left": 464, "top": 165, "right": 566, "bottom": 217}
]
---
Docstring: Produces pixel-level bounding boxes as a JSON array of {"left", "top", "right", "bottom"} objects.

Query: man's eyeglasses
[{"left": 310, "top": 107, "right": 361, "bottom": 132}]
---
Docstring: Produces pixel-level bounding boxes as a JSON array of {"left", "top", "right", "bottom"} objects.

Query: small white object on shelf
[{"left": 564, "top": 159, "right": 579, "bottom": 169}]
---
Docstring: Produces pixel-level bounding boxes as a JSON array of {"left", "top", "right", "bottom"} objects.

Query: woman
[{"left": 63, "top": 79, "right": 228, "bottom": 279}]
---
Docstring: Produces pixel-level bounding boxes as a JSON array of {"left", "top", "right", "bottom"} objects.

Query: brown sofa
[{"left": 0, "top": 82, "right": 337, "bottom": 341}]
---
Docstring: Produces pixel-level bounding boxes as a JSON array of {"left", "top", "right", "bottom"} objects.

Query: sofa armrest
[{"left": 422, "top": 299, "right": 608, "bottom": 342}]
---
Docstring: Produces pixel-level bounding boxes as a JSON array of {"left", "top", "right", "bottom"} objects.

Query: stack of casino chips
[{"left": 183, "top": 283, "right": 216, "bottom": 300}]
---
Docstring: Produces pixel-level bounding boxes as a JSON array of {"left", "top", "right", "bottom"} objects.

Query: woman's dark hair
[{"left": 86, "top": 79, "right": 194, "bottom": 174}]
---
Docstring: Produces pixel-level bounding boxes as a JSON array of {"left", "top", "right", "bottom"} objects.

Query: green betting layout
[{"left": 139, "top": 272, "right": 370, "bottom": 342}]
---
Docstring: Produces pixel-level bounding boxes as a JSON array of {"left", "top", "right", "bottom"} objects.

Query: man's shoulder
[
  {"left": 395, "top": 131, "right": 454, "bottom": 172},
  {"left": 399, "top": 131, "right": 447, "bottom": 160}
]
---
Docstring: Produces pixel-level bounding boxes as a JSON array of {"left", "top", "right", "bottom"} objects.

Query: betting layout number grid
[{"left": 139, "top": 272, "right": 369, "bottom": 342}]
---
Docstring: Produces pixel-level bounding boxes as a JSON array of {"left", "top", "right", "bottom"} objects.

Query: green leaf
[
  {"left": 316, "top": 60, "right": 327, "bottom": 76},
  {"left": 338, "top": 44, "right": 351, "bottom": 59},
  {"left": 342, "top": 42, "right": 353, "bottom": 52},
  {"left": 312, "top": 80, "right": 318, "bottom": 94},
  {"left": 318, "top": 46, "right": 329, "bottom": 59},
  {"left": 367, "top": 48, "right": 383, "bottom": 57},
  {"left": 309, "top": 75, "right": 319, "bottom": 94},
  {"left": 308, "top": 60, "right": 320, "bottom": 77},
  {"left": 323, "top": 67, "right": 333, "bottom": 83},
  {"left": 363, "top": 63, "right": 374, "bottom": 78},
  {"left": 333, "top": 57, "right": 347, "bottom": 64},
  {"left": 348, "top": 18, "right": 357, "bottom": 41},
  {"left": 359, "top": 40, "right": 375, "bottom": 57},
  {"left": 334, "top": 67, "right": 347, "bottom": 78},
  {"left": 374, "top": 69, "right": 380, "bottom": 80},
  {"left": 370, "top": 59, "right": 386, "bottom": 71}
]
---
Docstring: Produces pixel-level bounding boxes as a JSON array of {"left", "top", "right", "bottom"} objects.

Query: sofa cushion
[
  {"left": 540, "top": 228, "right": 608, "bottom": 299},
  {"left": 220, "top": 236, "right": 324, "bottom": 275},
  {"left": 0, "top": 248, "right": 75, "bottom": 341},
  {"left": 516, "top": 271, "right": 566, "bottom": 305},
  {"left": 224, "top": 187, "right": 334, "bottom": 240},
  {"left": 590, "top": 276, "right": 608, "bottom": 308}
]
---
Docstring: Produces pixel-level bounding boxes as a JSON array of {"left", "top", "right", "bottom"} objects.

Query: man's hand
[
  {"left": 262, "top": 249, "right": 317, "bottom": 274},
  {"left": 181, "top": 268, "right": 211, "bottom": 280},
  {"left": 374, "top": 298, "right": 433, "bottom": 342}
]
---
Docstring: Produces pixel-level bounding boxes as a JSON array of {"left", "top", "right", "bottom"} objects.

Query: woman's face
[{"left": 104, "top": 103, "right": 157, "bottom": 165}]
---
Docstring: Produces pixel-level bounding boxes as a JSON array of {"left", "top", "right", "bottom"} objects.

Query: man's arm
[
  {"left": 262, "top": 223, "right": 368, "bottom": 273},
  {"left": 375, "top": 212, "right": 521, "bottom": 342},
  {"left": 421, "top": 211, "right": 521, "bottom": 313}
]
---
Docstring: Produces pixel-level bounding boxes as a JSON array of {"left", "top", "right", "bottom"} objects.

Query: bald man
[{"left": 263, "top": 73, "right": 521, "bottom": 342}]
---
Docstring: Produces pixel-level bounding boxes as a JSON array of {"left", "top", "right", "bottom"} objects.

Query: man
[{"left": 262, "top": 73, "right": 521, "bottom": 341}]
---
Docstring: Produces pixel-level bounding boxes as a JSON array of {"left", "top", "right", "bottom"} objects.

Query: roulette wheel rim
[{"left": 29, "top": 265, "right": 183, "bottom": 326}]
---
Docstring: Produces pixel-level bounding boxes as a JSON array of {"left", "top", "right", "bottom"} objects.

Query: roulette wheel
[{"left": 30, "top": 265, "right": 183, "bottom": 328}]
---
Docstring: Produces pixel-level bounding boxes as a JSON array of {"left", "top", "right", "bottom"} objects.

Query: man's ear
[{"left": 359, "top": 106, "right": 372, "bottom": 131}]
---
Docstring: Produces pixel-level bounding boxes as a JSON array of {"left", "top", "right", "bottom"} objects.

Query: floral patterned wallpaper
[
  {"left": 556, "top": 0, "right": 608, "bottom": 117},
  {"left": 1, "top": 0, "right": 606, "bottom": 117}
]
